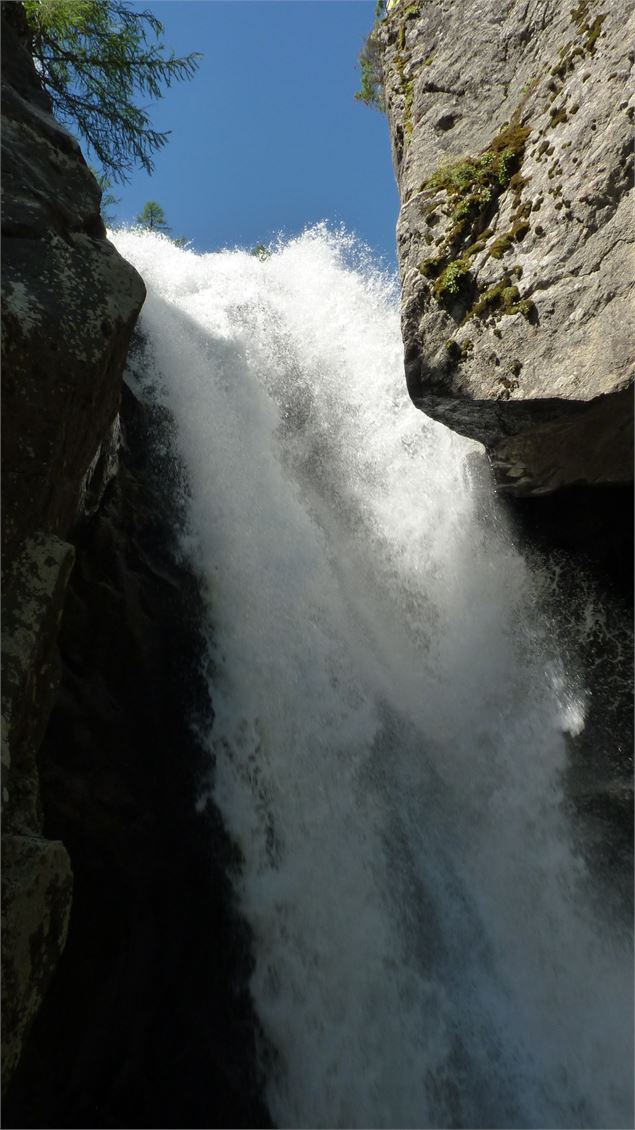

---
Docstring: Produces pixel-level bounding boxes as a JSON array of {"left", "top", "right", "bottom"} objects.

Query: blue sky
[{"left": 110, "top": 1, "right": 399, "bottom": 267}]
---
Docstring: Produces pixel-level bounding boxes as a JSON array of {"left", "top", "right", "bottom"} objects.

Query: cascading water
[{"left": 114, "top": 226, "right": 632, "bottom": 1130}]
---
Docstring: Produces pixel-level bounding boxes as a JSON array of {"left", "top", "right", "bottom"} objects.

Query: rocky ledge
[{"left": 377, "top": 0, "right": 633, "bottom": 497}]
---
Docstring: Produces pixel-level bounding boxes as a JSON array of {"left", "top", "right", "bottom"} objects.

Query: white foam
[{"left": 114, "top": 225, "right": 633, "bottom": 1129}]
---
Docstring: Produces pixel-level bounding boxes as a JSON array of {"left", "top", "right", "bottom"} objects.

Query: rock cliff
[
  {"left": 376, "top": 0, "right": 633, "bottom": 899},
  {"left": 4, "top": 366, "right": 271, "bottom": 1128},
  {"left": 2, "top": 10, "right": 270, "bottom": 1120},
  {"left": 1, "top": 1, "right": 145, "bottom": 1090},
  {"left": 377, "top": 0, "right": 634, "bottom": 497}
]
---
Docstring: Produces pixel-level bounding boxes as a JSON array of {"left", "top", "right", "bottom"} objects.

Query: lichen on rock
[{"left": 377, "top": 0, "right": 634, "bottom": 496}]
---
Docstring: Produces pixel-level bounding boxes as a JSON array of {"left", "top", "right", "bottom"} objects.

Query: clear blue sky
[{"left": 111, "top": 1, "right": 399, "bottom": 267}]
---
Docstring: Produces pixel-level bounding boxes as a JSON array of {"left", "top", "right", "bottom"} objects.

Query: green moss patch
[
  {"left": 489, "top": 234, "right": 512, "bottom": 259},
  {"left": 416, "top": 121, "right": 537, "bottom": 320},
  {"left": 489, "top": 215, "right": 530, "bottom": 259},
  {"left": 585, "top": 14, "right": 606, "bottom": 51},
  {"left": 445, "top": 337, "right": 474, "bottom": 365},
  {"left": 570, "top": 2, "right": 607, "bottom": 53},
  {"left": 395, "top": 50, "right": 414, "bottom": 138},
  {"left": 418, "top": 124, "right": 531, "bottom": 272},
  {"left": 432, "top": 257, "right": 473, "bottom": 303},
  {"left": 423, "top": 124, "right": 531, "bottom": 200},
  {"left": 468, "top": 276, "right": 535, "bottom": 322}
]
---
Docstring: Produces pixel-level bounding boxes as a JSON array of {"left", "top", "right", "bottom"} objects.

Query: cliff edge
[{"left": 377, "top": 0, "right": 633, "bottom": 496}]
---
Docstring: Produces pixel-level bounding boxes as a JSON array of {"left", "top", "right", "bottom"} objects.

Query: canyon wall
[
  {"left": 2, "top": 10, "right": 269, "bottom": 1121},
  {"left": 1, "top": 0, "right": 145, "bottom": 1090},
  {"left": 377, "top": 0, "right": 633, "bottom": 498}
]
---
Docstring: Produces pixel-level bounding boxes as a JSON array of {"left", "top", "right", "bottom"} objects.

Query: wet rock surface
[
  {"left": 1, "top": 9, "right": 269, "bottom": 1117},
  {"left": 506, "top": 488, "right": 634, "bottom": 916},
  {"left": 1, "top": 534, "right": 77, "bottom": 1094},
  {"left": 3, "top": 375, "right": 272, "bottom": 1129},
  {"left": 1, "top": 1, "right": 145, "bottom": 1089}
]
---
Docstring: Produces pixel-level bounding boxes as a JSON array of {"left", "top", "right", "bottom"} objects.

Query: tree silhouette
[
  {"left": 136, "top": 200, "right": 171, "bottom": 233},
  {"left": 24, "top": 0, "right": 201, "bottom": 182}
]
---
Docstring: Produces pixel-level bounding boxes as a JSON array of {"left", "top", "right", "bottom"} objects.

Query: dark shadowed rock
[
  {"left": 1, "top": 535, "right": 75, "bottom": 1091},
  {"left": 1, "top": 8, "right": 269, "bottom": 1119},
  {"left": 1, "top": 1, "right": 145, "bottom": 1091},
  {"left": 3, "top": 374, "right": 272, "bottom": 1129},
  {"left": 1, "top": 3, "right": 145, "bottom": 561}
]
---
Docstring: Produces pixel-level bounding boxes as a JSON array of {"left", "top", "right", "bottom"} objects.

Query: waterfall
[{"left": 114, "top": 226, "right": 632, "bottom": 1130}]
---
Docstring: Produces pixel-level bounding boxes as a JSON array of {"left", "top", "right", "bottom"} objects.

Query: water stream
[{"left": 114, "top": 226, "right": 632, "bottom": 1129}]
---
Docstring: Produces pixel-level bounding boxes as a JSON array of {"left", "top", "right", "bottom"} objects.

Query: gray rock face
[
  {"left": 1, "top": 4, "right": 146, "bottom": 562},
  {"left": 377, "top": 0, "right": 634, "bottom": 494},
  {"left": 0, "top": 3, "right": 145, "bottom": 1091},
  {"left": 1, "top": 534, "right": 75, "bottom": 1092}
]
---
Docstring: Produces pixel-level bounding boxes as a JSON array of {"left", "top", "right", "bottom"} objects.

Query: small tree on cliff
[
  {"left": 23, "top": 0, "right": 201, "bottom": 182},
  {"left": 354, "top": 33, "right": 385, "bottom": 111},
  {"left": 354, "top": 1, "right": 386, "bottom": 112},
  {"left": 136, "top": 200, "right": 171, "bottom": 233}
]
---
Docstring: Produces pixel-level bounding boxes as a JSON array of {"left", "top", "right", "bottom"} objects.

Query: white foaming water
[{"left": 114, "top": 226, "right": 632, "bottom": 1129}]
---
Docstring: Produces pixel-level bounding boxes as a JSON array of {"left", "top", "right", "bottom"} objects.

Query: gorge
[{"left": 2, "top": 1, "right": 633, "bottom": 1128}]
